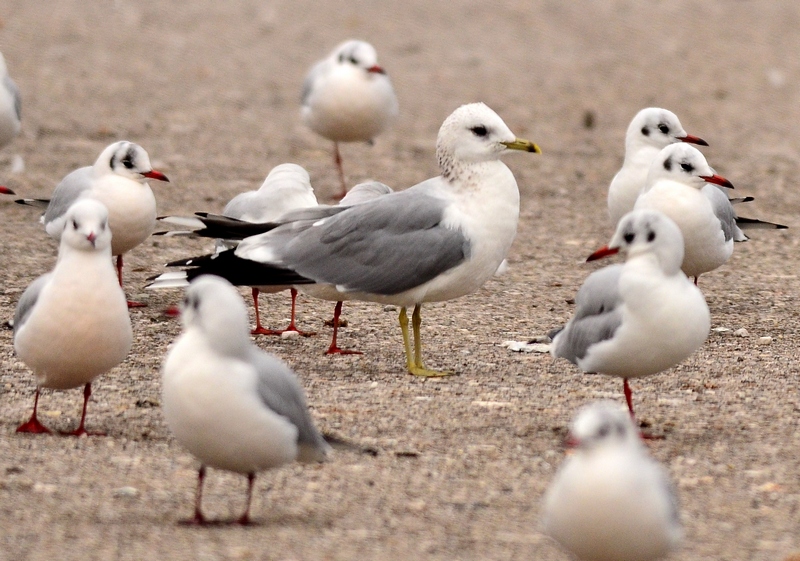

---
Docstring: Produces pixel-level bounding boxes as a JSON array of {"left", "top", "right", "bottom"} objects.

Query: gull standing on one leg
[
  {"left": 301, "top": 40, "right": 398, "bottom": 198},
  {"left": 550, "top": 210, "right": 710, "bottom": 421},
  {"left": 16, "top": 141, "right": 169, "bottom": 306}
]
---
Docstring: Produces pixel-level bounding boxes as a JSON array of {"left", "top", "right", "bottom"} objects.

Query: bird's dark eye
[
  {"left": 72, "top": 219, "right": 79, "bottom": 229},
  {"left": 597, "top": 422, "right": 611, "bottom": 438},
  {"left": 624, "top": 232, "right": 635, "bottom": 244},
  {"left": 640, "top": 126, "right": 650, "bottom": 136},
  {"left": 680, "top": 162, "right": 694, "bottom": 173},
  {"left": 122, "top": 154, "right": 134, "bottom": 169},
  {"left": 658, "top": 123, "right": 669, "bottom": 134},
  {"left": 101, "top": 220, "right": 108, "bottom": 230},
  {"left": 663, "top": 158, "right": 672, "bottom": 171},
  {"left": 470, "top": 125, "right": 488, "bottom": 137},
  {"left": 647, "top": 230, "right": 656, "bottom": 242},
  {"left": 349, "top": 56, "right": 359, "bottom": 65}
]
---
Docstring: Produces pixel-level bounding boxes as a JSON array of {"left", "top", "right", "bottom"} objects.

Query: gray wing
[
  {"left": 552, "top": 265, "right": 624, "bottom": 363},
  {"left": 44, "top": 166, "right": 93, "bottom": 225},
  {"left": 14, "top": 273, "right": 52, "bottom": 336},
  {"left": 250, "top": 350, "right": 330, "bottom": 462},
  {"left": 4, "top": 74, "right": 20, "bottom": 120},
  {"left": 237, "top": 190, "right": 469, "bottom": 295},
  {"left": 702, "top": 184, "right": 742, "bottom": 242},
  {"left": 300, "top": 59, "right": 327, "bottom": 106}
]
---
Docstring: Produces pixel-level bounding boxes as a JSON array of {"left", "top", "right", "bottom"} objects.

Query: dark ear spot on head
[
  {"left": 641, "top": 126, "right": 649, "bottom": 136},
  {"left": 663, "top": 157, "right": 672, "bottom": 171}
]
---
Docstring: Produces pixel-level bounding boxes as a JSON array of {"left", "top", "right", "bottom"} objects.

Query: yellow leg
[
  {"left": 406, "top": 304, "right": 453, "bottom": 377},
  {"left": 398, "top": 307, "right": 415, "bottom": 372}
]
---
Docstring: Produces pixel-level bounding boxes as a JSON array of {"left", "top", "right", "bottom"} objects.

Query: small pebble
[
  {"left": 758, "top": 336, "right": 772, "bottom": 345},
  {"left": 734, "top": 328, "right": 749, "bottom": 337},
  {"left": 113, "top": 486, "right": 140, "bottom": 498}
]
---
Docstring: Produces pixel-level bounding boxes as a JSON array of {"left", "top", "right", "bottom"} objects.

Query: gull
[
  {"left": 542, "top": 401, "right": 682, "bottom": 561},
  {"left": 13, "top": 199, "right": 132, "bottom": 436},
  {"left": 301, "top": 40, "right": 398, "bottom": 198},
  {"left": 634, "top": 143, "right": 786, "bottom": 282},
  {"left": 550, "top": 209, "right": 710, "bottom": 419},
  {"left": 216, "top": 163, "right": 318, "bottom": 336},
  {"left": 161, "top": 275, "right": 330, "bottom": 525},
  {"left": 608, "top": 108, "right": 707, "bottom": 227},
  {"left": 16, "top": 141, "right": 169, "bottom": 305},
  {"left": 0, "top": 51, "right": 21, "bottom": 167},
  {"left": 150, "top": 103, "right": 540, "bottom": 376}
]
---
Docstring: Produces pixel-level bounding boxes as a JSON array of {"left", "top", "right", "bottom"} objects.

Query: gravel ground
[{"left": 1, "top": 1, "right": 799, "bottom": 560}]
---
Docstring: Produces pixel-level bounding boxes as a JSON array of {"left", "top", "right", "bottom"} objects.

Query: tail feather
[
  {"left": 15, "top": 198, "right": 50, "bottom": 209},
  {"left": 736, "top": 216, "right": 788, "bottom": 230},
  {"left": 162, "top": 249, "right": 313, "bottom": 287}
]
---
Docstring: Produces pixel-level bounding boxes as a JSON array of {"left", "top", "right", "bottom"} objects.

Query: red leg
[
  {"left": 333, "top": 142, "right": 347, "bottom": 199},
  {"left": 117, "top": 255, "right": 147, "bottom": 308},
  {"left": 325, "top": 301, "right": 362, "bottom": 355},
  {"left": 61, "top": 383, "right": 105, "bottom": 437},
  {"left": 236, "top": 473, "right": 256, "bottom": 525},
  {"left": 623, "top": 378, "right": 635, "bottom": 418},
  {"left": 16, "top": 387, "right": 51, "bottom": 434},
  {"left": 180, "top": 465, "right": 208, "bottom": 525},
  {"left": 251, "top": 288, "right": 281, "bottom": 335},
  {"left": 624, "top": 379, "right": 664, "bottom": 441},
  {"left": 280, "top": 289, "right": 316, "bottom": 337}
]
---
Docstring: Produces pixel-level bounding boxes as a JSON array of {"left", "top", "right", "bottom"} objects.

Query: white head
[
  {"left": 590, "top": 209, "right": 686, "bottom": 275},
  {"left": 60, "top": 199, "right": 112, "bottom": 253},
  {"left": 93, "top": 141, "right": 170, "bottom": 184},
  {"left": 330, "top": 40, "right": 385, "bottom": 75},
  {"left": 436, "top": 103, "right": 540, "bottom": 180},
  {"left": 568, "top": 401, "right": 640, "bottom": 452},
  {"left": 259, "top": 163, "right": 312, "bottom": 193},
  {"left": 625, "top": 107, "right": 707, "bottom": 154},
  {"left": 180, "top": 275, "right": 251, "bottom": 357},
  {"left": 645, "top": 143, "right": 733, "bottom": 192}
]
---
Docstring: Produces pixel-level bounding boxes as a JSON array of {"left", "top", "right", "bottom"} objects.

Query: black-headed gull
[
  {"left": 14, "top": 199, "right": 132, "bottom": 436},
  {"left": 216, "top": 163, "right": 318, "bottom": 336},
  {"left": 150, "top": 103, "right": 540, "bottom": 376},
  {"left": 635, "top": 143, "right": 786, "bottom": 282},
  {"left": 301, "top": 40, "right": 398, "bottom": 198},
  {"left": 161, "top": 275, "right": 330, "bottom": 525},
  {"left": 17, "top": 141, "right": 169, "bottom": 305},
  {"left": 608, "top": 108, "right": 707, "bottom": 227},
  {"left": 542, "top": 401, "right": 682, "bottom": 561},
  {"left": 551, "top": 209, "right": 710, "bottom": 420}
]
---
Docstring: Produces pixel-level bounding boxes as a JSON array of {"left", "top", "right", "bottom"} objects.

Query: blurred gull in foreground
[
  {"left": 14, "top": 200, "right": 132, "bottom": 436},
  {"left": 542, "top": 401, "right": 681, "bottom": 561},
  {"left": 550, "top": 209, "right": 710, "bottom": 421},
  {"left": 161, "top": 276, "right": 330, "bottom": 525},
  {"left": 150, "top": 103, "right": 540, "bottom": 376},
  {"left": 301, "top": 40, "right": 398, "bottom": 198}
]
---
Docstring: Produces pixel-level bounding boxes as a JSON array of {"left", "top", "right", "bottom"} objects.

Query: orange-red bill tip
[
  {"left": 699, "top": 173, "right": 734, "bottom": 189},
  {"left": 677, "top": 134, "right": 709, "bottom": 147},
  {"left": 143, "top": 170, "right": 170, "bottom": 182},
  {"left": 586, "top": 245, "right": 620, "bottom": 262}
]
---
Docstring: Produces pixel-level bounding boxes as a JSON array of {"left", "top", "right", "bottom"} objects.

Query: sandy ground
[{"left": 0, "top": 1, "right": 799, "bottom": 560}]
